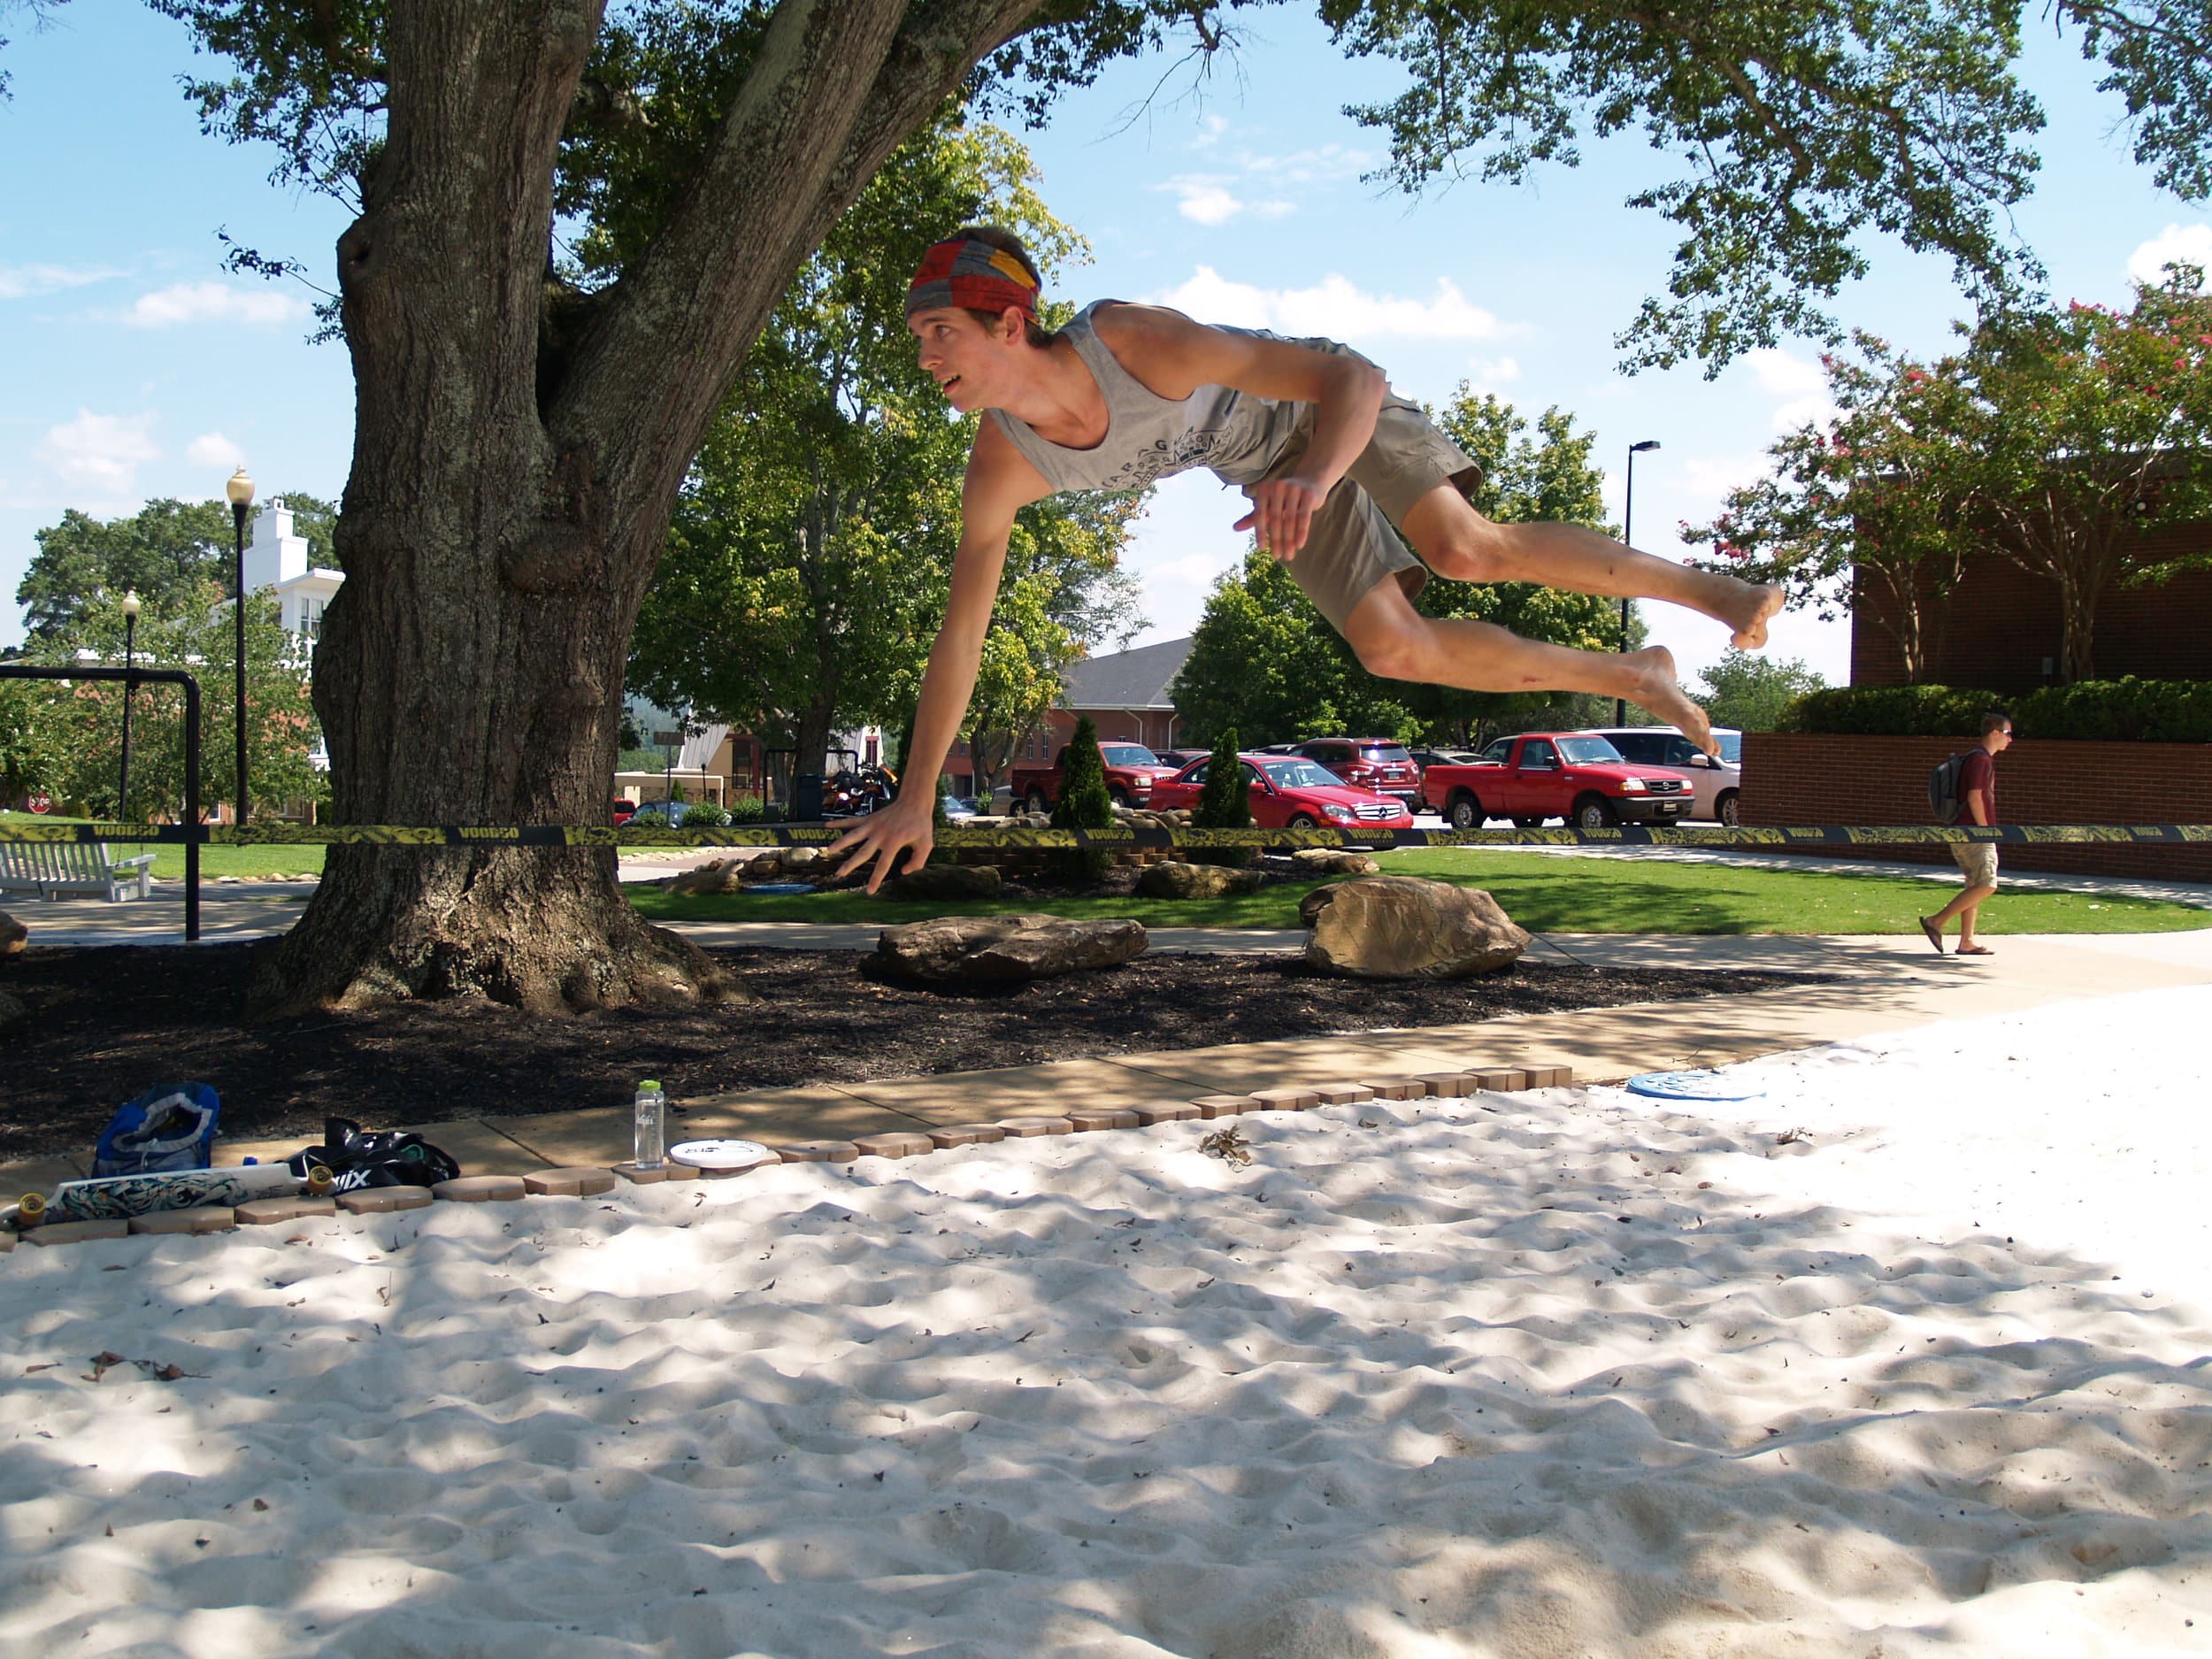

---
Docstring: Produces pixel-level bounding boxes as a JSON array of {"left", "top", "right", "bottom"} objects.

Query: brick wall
[
  {"left": 1741, "top": 733, "right": 2212, "bottom": 879},
  {"left": 1853, "top": 524, "right": 2212, "bottom": 693}
]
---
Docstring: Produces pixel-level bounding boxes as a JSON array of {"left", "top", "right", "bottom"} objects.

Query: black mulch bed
[{"left": 0, "top": 943, "right": 1836, "bottom": 1164}]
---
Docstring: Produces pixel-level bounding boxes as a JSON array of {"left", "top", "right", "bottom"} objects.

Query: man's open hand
[
  {"left": 826, "top": 795, "right": 935, "bottom": 895},
  {"left": 1234, "top": 475, "right": 1328, "bottom": 560}
]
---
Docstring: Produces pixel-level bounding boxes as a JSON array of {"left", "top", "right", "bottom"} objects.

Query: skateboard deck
[{"left": 24, "top": 1162, "right": 333, "bottom": 1225}]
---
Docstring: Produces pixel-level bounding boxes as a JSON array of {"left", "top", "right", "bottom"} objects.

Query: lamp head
[
  {"left": 121, "top": 589, "right": 141, "bottom": 620},
  {"left": 1630, "top": 440, "right": 1662, "bottom": 454},
  {"left": 225, "top": 466, "right": 256, "bottom": 509}
]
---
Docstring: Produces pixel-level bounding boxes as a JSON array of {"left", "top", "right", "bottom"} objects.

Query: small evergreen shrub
[
  {"left": 1779, "top": 684, "right": 2006, "bottom": 736},
  {"left": 1190, "top": 726, "right": 1256, "bottom": 867},
  {"left": 1050, "top": 714, "right": 1115, "bottom": 879},
  {"left": 680, "top": 801, "right": 732, "bottom": 827},
  {"left": 728, "top": 794, "right": 765, "bottom": 824}
]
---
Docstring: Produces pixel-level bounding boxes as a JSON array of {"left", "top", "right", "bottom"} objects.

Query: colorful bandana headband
[{"left": 906, "top": 236, "right": 1039, "bottom": 321}]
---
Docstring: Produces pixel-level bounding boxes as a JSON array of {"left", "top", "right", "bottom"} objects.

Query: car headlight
[
  {"left": 1617, "top": 776, "right": 1647, "bottom": 792},
  {"left": 1324, "top": 803, "right": 1356, "bottom": 821}
]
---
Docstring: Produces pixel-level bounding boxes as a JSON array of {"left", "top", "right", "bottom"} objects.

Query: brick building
[
  {"left": 1002, "top": 635, "right": 1195, "bottom": 770},
  {"left": 1852, "top": 518, "right": 2212, "bottom": 693}
]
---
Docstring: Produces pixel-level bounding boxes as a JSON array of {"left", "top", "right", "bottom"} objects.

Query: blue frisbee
[{"left": 1624, "top": 1069, "right": 1765, "bottom": 1102}]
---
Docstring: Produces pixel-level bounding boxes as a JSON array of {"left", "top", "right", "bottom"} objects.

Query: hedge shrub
[{"left": 1780, "top": 678, "right": 2212, "bottom": 741}]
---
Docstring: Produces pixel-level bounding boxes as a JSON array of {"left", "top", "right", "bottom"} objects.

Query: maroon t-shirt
[{"left": 1958, "top": 748, "right": 1996, "bottom": 825}]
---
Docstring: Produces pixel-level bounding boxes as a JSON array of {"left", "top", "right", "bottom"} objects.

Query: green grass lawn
[
  {"left": 0, "top": 812, "right": 328, "bottom": 881},
  {"left": 624, "top": 847, "right": 2211, "bottom": 936}
]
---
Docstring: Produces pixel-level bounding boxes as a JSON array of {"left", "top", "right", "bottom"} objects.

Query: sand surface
[{"left": 5, "top": 987, "right": 2211, "bottom": 1658}]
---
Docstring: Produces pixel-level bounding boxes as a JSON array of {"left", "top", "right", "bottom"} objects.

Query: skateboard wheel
[
  {"left": 305, "top": 1165, "right": 334, "bottom": 1194},
  {"left": 17, "top": 1193, "right": 46, "bottom": 1225}
]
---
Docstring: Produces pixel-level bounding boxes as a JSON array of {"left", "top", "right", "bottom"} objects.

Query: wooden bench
[{"left": 0, "top": 840, "right": 158, "bottom": 901}]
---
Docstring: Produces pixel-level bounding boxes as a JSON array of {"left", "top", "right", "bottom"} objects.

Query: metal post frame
[{"left": 0, "top": 664, "right": 204, "bottom": 940}]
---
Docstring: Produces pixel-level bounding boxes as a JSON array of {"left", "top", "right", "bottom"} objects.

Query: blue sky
[{"left": 4, "top": 4, "right": 2209, "bottom": 693}]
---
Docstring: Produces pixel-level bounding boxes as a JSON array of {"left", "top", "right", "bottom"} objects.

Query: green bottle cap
[{"left": 640, "top": 1079, "right": 662, "bottom": 1092}]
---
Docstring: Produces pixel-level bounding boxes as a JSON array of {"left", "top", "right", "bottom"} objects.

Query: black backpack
[
  {"left": 284, "top": 1118, "right": 462, "bottom": 1192},
  {"left": 1928, "top": 752, "right": 1966, "bottom": 825}
]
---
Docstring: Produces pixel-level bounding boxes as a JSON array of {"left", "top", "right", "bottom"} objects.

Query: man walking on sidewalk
[{"left": 1920, "top": 712, "right": 2015, "bottom": 956}]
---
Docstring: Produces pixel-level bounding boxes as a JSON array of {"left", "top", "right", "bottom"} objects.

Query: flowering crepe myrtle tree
[
  {"left": 1693, "top": 271, "right": 2212, "bottom": 683},
  {"left": 13, "top": 0, "right": 2200, "bottom": 1014},
  {"left": 1685, "top": 334, "right": 1974, "bottom": 684}
]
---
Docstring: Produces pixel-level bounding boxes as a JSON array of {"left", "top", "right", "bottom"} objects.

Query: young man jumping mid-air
[{"left": 829, "top": 227, "right": 1783, "bottom": 890}]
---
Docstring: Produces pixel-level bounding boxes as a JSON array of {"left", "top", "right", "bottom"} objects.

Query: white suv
[{"left": 1575, "top": 726, "right": 1743, "bottom": 824}]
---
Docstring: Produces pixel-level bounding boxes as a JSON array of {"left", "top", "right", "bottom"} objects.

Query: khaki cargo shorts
[
  {"left": 1951, "top": 840, "right": 2000, "bottom": 887},
  {"left": 1246, "top": 359, "right": 1483, "bottom": 634}
]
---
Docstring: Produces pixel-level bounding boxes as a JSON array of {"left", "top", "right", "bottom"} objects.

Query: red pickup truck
[
  {"left": 1420, "top": 733, "right": 1695, "bottom": 831},
  {"left": 1011, "top": 741, "right": 1185, "bottom": 813}
]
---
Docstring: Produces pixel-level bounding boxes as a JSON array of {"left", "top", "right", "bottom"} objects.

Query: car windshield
[
  {"left": 1100, "top": 744, "right": 1160, "bottom": 767},
  {"left": 1716, "top": 732, "right": 1741, "bottom": 764},
  {"left": 1556, "top": 736, "right": 1624, "bottom": 764},
  {"left": 1359, "top": 744, "right": 1411, "bottom": 763},
  {"left": 1261, "top": 760, "right": 1342, "bottom": 790}
]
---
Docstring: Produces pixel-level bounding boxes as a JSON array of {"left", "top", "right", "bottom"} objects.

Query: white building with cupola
[{"left": 243, "top": 497, "right": 344, "bottom": 653}]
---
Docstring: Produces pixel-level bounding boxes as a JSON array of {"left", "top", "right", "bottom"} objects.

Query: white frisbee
[{"left": 669, "top": 1138, "right": 775, "bottom": 1171}]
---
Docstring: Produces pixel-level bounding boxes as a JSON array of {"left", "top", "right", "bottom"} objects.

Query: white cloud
[
  {"left": 1467, "top": 354, "right": 1522, "bottom": 390},
  {"left": 126, "top": 281, "right": 307, "bottom": 328},
  {"left": 1151, "top": 266, "right": 1511, "bottom": 342},
  {"left": 187, "top": 432, "right": 245, "bottom": 470},
  {"left": 1171, "top": 180, "right": 1243, "bottom": 226},
  {"left": 1240, "top": 143, "right": 1379, "bottom": 186},
  {"left": 36, "top": 411, "right": 162, "bottom": 496},
  {"left": 0, "top": 263, "right": 119, "bottom": 301},
  {"left": 1143, "top": 549, "right": 1240, "bottom": 589},
  {"left": 1680, "top": 450, "right": 1775, "bottom": 500},
  {"left": 1742, "top": 347, "right": 1834, "bottom": 431},
  {"left": 2128, "top": 223, "right": 2212, "bottom": 288}
]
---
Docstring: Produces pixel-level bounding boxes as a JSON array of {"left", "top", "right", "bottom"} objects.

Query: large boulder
[
  {"left": 880, "top": 863, "right": 1002, "bottom": 901},
  {"left": 1289, "top": 848, "right": 1381, "bottom": 877},
  {"left": 1137, "top": 860, "right": 1264, "bottom": 899},
  {"left": 0, "top": 911, "right": 25, "bottom": 956},
  {"left": 872, "top": 913, "right": 1148, "bottom": 984},
  {"left": 1301, "top": 875, "right": 1528, "bottom": 979}
]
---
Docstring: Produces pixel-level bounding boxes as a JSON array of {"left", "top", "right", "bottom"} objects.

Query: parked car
[
  {"left": 941, "top": 794, "right": 979, "bottom": 819},
  {"left": 1420, "top": 733, "right": 1695, "bottom": 830},
  {"left": 1150, "top": 753, "right": 1417, "bottom": 833},
  {"left": 1409, "top": 747, "right": 1481, "bottom": 775},
  {"left": 611, "top": 797, "right": 640, "bottom": 826},
  {"left": 1573, "top": 726, "right": 1743, "bottom": 824},
  {"left": 1152, "top": 748, "right": 1210, "bottom": 772},
  {"left": 626, "top": 800, "right": 682, "bottom": 826},
  {"left": 1010, "top": 741, "right": 1185, "bottom": 813},
  {"left": 1288, "top": 737, "right": 1424, "bottom": 810}
]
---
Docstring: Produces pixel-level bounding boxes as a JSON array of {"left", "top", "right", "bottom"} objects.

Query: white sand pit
[{"left": 5, "top": 986, "right": 2212, "bottom": 1657}]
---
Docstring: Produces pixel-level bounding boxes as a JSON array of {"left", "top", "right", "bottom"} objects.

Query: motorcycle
[{"left": 826, "top": 762, "right": 899, "bottom": 817}]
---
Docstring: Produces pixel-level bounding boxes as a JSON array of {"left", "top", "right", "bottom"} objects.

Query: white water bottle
[{"left": 633, "top": 1079, "right": 665, "bottom": 1170}]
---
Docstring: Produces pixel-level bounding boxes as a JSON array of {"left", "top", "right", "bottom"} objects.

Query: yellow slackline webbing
[{"left": 2, "top": 823, "right": 2208, "bottom": 850}]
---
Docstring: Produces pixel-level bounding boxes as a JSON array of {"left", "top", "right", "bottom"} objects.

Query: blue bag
[{"left": 92, "top": 1084, "right": 221, "bottom": 1177}]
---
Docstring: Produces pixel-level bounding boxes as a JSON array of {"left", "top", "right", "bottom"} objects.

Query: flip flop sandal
[
  {"left": 1917, "top": 917, "right": 1945, "bottom": 955},
  {"left": 1956, "top": 945, "right": 1994, "bottom": 956}
]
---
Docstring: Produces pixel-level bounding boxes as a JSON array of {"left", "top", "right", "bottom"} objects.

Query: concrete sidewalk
[{"left": 9, "top": 928, "right": 2209, "bottom": 1203}]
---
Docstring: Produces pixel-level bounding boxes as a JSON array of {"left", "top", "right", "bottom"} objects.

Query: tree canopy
[{"left": 15, "top": 494, "right": 335, "bottom": 644}]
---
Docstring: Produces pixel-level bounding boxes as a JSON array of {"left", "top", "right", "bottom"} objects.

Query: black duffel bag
[{"left": 283, "top": 1117, "right": 462, "bottom": 1192}]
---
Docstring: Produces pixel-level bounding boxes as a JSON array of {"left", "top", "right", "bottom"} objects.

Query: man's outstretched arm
[{"left": 828, "top": 420, "right": 1050, "bottom": 892}]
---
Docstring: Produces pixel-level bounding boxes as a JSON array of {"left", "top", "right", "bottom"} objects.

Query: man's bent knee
[{"left": 1350, "top": 626, "right": 1429, "bottom": 682}]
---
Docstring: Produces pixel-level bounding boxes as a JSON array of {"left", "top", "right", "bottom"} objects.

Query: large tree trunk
[{"left": 242, "top": 0, "right": 1045, "bottom": 1018}]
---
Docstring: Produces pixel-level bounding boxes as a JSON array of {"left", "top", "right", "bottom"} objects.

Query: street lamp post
[
  {"left": 119, "top": 589, "right": 141, "bottom": 818},
  {"left": 1617, "top": 440, "right": 1662, "bottom": 725},
  {"left": 226, "top": 467, "right": 255, "bottom": 826}
]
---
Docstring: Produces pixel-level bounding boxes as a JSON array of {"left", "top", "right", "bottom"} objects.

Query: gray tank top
[{"left": 986, "top": 302, "right": 1325, "bottom": 493}]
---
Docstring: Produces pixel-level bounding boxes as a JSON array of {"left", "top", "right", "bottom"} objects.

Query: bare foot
[
  {"left": 1728, "top": 583, "right": 1786, "bottom": 650},
  {"left": 1625, "top": 646, "right": 1717, "bottom": 756}
]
